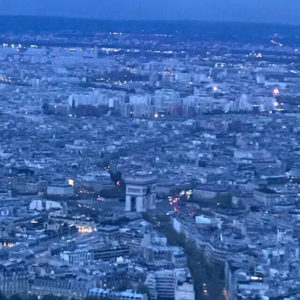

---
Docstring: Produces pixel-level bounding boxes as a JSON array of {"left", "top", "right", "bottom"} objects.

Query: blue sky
[{"left": 1, "top": 0, "right": 300, "bottom": 24}]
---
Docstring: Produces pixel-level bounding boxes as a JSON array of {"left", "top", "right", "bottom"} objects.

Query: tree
[
  {"left": 27, "top": 296, "right": 38, "bottom": 300},
  {"left": 145, "top": 213, "right": 225, "bottom": 300},
  {"left": 0, "top": 291, "right": 6, "bottom": 300},
  {"left": 42, "top": 295, "right": 65, "bottom": 300},
  {"left": 96, "top": 159, "right": 110, "bottom": 169},
  {"left": 216, "top": 194, "right": 232, "bottom": 208},
  {"left": 85, "top": 297, "right": 112, "bottom": 300},
  {"left": 42, "top": 103, "right": 51, "bottom": 115},
  {"left": 137, "top": 283, "right": 149, "bottom": 295},
  {"left": 109, "top": 170, "right": 122, "bottom": 184},
  {"left": 9, "top": 295, "right": 22, "bottom": 300}
]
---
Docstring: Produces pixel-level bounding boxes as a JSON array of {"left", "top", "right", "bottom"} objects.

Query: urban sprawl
[{"left": 0, "top": 25, "right": 299, "bottom": 300}]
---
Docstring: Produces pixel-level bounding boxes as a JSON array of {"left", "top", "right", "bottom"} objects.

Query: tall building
[{"left": 154, "top": 270, "right": 175, "bottom": 299}]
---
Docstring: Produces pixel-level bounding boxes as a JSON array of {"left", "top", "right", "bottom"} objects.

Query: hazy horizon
[{"left": 0, "top": 0, "right": 300, "bottom": 25}]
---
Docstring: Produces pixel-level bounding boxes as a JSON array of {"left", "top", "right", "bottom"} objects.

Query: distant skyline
[{"left": 0, "top": 0, "right": 300, "bottom": 25}]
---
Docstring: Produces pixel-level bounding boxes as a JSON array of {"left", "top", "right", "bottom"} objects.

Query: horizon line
[{"left": 0, "top": 14, "right": 299, "bottom": 28}]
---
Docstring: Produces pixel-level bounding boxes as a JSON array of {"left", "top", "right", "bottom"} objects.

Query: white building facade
[{"left": 124, "top": 172, "right": 157, "bottom": 212}]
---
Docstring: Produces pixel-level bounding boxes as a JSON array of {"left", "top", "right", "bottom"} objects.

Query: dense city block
[{"left": 0, "top": 18, "right": 299, "bottom": 300}]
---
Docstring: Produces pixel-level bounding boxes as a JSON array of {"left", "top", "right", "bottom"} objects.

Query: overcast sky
[{"left": 1, "top": 0, "right": 300, "bottom": 24}]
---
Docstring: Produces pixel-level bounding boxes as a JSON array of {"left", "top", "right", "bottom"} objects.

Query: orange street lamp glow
[{"left": 273, "top": 88, "right": 280, "bottom": 96}]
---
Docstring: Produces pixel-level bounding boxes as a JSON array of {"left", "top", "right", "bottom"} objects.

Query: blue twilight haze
[{"left": 1, "top": 0, "right": 300, "bottom": 24}]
